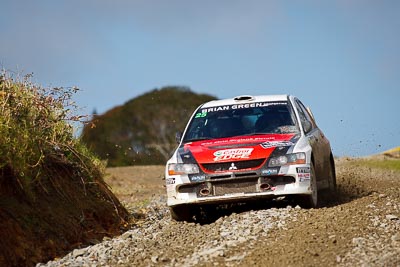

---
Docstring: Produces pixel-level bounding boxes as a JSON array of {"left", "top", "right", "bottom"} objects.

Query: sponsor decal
[
  {"left": 166, "top": 178, "right": 175, "bottom": 185},
  {"left": 213, "top": 148, "right": 253, "bottom": 161},
  {"left": 297, "top": 167, "right": 310, "bottom": 173},
  {"left": 299, "top": 175, "right": 310, "bottom": 182},
  {"left": 298, "top": 174, "right": 310, "bottom": 182},
  {"left": 190, "top": 174, "right": 206, "bottom": 182},
  {"left": 201, "top": 102, "right": 287, "bottom": 113},
  {"left": 204, "top": 137, "right": 275, "bottom": 147},
  {"left": 261, "top": 168, "right": 279, "bottom": 176},
  {"left": 297, "top": 167, "right": 310, "bottom": 182},
  {"left": 260, "top": 141, "right": 294, "bottom": 149},
  {"left": 195, "top": 112, "right": 207, "bottom": 118}
]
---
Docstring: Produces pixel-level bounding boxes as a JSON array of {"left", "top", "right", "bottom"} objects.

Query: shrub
[{"left": 0, "top": 71, "right": 102, "bottom": 193}]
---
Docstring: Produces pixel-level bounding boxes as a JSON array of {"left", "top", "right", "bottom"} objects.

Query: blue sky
[{"left": 1, "top": 0, "right": 399, "bottom": 157}]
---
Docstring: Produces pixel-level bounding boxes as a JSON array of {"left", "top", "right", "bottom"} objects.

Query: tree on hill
[{"left": 81, "top": 86, "right": 216, "bottom": 166}]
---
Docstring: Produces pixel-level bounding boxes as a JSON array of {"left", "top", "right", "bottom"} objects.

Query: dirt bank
[{"left": 0, "top": 162, "right": 129, "bottom": 267}]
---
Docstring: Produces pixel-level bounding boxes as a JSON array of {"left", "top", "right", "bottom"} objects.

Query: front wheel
[{"left": 328, "top": 157, "right": 337, "bottom": 195}]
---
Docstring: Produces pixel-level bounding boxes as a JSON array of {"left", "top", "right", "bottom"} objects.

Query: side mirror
[
  {"left": 303, "top": 121, "right": 312, "bottom": 133},
  {"left": 175, "top": 131, "right": 182, "bottom": 144}
]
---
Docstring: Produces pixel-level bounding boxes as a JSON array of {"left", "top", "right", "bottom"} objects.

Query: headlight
[
  {"left": 168, "top": 163, "right": 199, "bottom": 175},
  {"left": 268, "top": 152, "right": 306, "bottom": 167}
]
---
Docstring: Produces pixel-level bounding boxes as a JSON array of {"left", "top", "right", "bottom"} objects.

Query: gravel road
[{"left": 38, "top": 158, "right": 400, "bottom": 267}]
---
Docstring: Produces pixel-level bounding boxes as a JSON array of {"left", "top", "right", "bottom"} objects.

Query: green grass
[{"left": 358, "top": 158, "right": 400, "bottom": 172}]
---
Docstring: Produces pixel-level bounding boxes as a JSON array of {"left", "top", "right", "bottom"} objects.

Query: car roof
[{"left": 201, "top": 94, "right": 292, "bottom": 108}]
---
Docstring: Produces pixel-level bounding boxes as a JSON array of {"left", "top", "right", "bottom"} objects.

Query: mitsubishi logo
[{"left": 229, "top": 163, "right": 238, "bottom": 170}]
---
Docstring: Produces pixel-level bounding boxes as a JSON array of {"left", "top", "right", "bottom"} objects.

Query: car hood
[{"left": 177, "top": 134, "right": 300, "bottom": 165}]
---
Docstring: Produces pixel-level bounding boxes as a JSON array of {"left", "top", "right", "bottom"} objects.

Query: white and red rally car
[{"left": 165, "top": 95, "right": 336, "bottom": 221}]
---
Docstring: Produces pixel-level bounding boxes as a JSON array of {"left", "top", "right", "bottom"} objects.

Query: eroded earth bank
[{"left": 39, "top": 158, "right": 400, "bottom": 267}]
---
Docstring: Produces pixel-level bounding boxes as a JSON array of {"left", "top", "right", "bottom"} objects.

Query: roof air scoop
[{"left": 233, "top": 95, "right": 254, "bottom": 101}]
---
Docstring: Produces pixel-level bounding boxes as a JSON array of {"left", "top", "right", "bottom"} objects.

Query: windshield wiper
[
  {"left": 183, "top": 137, "right": 214, "bottom": 143},
  {"left": 239, "top": 132, "right": 273, "bottom": 136}
]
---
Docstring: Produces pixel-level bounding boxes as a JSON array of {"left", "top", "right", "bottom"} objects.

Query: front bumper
[{"left": 166, "top": 164, "right": 311, "bottom": 207}]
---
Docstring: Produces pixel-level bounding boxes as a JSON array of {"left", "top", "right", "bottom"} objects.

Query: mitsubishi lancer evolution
[{"left": 165, "top": 95, "right": 336, "bottom": 221}]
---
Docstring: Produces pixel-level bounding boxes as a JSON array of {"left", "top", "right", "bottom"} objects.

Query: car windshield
[{"left": 183, "top": 101, "right": 299, "bottom": 142}]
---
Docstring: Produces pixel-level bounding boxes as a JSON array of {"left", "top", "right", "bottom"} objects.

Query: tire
[
  {"left": 329, "top": 161, "right": 337, "bottom": 195},
  {"left": 297, "top": 162, "right": 319, "bottom": 208},
  {"left": 327, "top": 156, "right": 337, "bottom": 197},
  {"left": 169, "top": 205, "right": 193, "bottom": 222}
]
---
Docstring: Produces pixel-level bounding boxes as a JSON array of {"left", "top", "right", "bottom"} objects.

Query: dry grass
[{"left": 0, "top": 71, "right": 103, "bottom": 192}]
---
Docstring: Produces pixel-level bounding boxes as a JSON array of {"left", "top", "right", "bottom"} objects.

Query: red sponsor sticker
[{"left": 213, "top": 148, "right": 253, "bottom": 161}]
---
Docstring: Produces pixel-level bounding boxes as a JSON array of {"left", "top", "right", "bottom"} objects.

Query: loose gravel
[
  {"left": 37, "top": 158, "right": 400, "bottom": 267},
  {"left": 38, "top": 198, "right": 302, "bottom": 267}
]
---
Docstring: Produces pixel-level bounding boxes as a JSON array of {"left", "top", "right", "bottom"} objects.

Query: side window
[
  {"left": 297, "top": 100, "right": 316, "bottom": 126},
  {"left": 294, "top": 100, "right": 315, "bottom": 132}
]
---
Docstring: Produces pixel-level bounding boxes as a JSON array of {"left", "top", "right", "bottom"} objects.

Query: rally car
[{"left": 165, "top": 95, "right": 336, "bottom": 221}]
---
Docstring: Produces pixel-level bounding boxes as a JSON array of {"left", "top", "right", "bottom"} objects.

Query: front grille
[
  {"left": 213, "top": 178, "right": 258, "bottom": 196},
  {"left": 201, "top": 159, "right": 265, "bottom": 172},
  {"left": 210, "top": 172, "right": 258, "bottom": 180}
]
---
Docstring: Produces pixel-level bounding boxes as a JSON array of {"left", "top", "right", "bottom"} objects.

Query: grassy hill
[
  {"left": 0, "top": 73, "right": 129, "bottom": 266},
  {"left": 81, "top": 86, "right": 216, "bottom": 166},
  {"left": 383, "top": 147, "right": 400, "bottom": 158}
]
